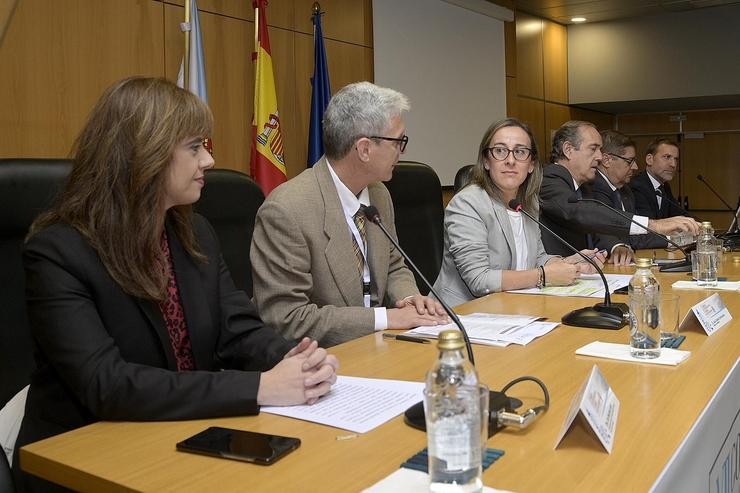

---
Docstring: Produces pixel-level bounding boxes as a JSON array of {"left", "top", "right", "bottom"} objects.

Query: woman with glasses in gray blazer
[{"left": 432, "top": 118, "right": 604, "bottom": 307}]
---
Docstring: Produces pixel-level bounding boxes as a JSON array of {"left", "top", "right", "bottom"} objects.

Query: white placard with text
[
  {"left": 555, "top": 365, "right": 620, "bottom": 454},
  {"left": 679, "top": 293, "right": 732, "bottom": 336}
]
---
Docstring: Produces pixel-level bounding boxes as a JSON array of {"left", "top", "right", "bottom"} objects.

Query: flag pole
[{"left": 184, "top": 0, "right": 191, "bottom": 89}]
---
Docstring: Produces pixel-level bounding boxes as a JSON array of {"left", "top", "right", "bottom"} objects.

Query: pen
[
  {"left": 382, "top": 333, "right": 430, "bottom": 344},
  {"left": 576, "top": 249, "right": 607, "bottom": 264}
]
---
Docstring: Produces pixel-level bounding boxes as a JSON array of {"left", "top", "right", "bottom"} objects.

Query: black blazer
[
  {"left": 630, "top": 170, "right": 685, "bottom": 219},
  {"left": 590, "top": 172, "right": 667, "bottom": 250},
  {"left": 14, "top": 214, "right": 291, "bottom": 490},
  {"left": 539, "top": 163, "right": 632, "bottom": 256}
]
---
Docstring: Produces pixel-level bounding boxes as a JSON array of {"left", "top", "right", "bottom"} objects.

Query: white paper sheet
[
  {"left": 672, "top": 280, "right": 740, "bottom": 291},
  {"left": 575, "top": 341, "right": 691, "bottom": 366},
  {"left": 509, "top": 273, "right": 632, "bottom": 298},
  {"left": 406, "top": 313, "right": 555, "bottom": 347},
  {"left": 261, "top": 376, "right": 424, "bottom": 434}
]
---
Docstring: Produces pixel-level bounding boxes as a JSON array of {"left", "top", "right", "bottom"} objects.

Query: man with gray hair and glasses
[
  {"left": 539, "top": 121, "right": 699, "bottom": 260},
  {"left": 251, "top": 81, "right": 448, "bottom": 347}
]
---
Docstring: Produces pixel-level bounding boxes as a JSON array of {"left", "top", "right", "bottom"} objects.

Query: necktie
[
  {"left": 612, "top": 188, "right": 624, "bottom": 211},
  {"left": 352, "top": 208, "right": 367, "bottom": 277},
  {"left": 656, "top": 186, "right": 664, "bottom": 212}
]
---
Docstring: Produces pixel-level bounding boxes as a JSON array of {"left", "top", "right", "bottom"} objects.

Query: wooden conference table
[{"left": 20, "top": 251, "right": 740, "bottom": 492}]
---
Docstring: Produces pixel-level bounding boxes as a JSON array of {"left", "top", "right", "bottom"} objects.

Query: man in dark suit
[
  {"left": 592, "top": 130, "right": 671, "bottom": 262},
  {"left": 630, "top": 138, "right": 686, "bottom": 219},
  {"left": 539, "top": 121, "right": 699, "bottom": 258}
]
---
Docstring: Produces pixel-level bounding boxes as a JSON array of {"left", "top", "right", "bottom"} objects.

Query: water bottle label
[{"left": 429, "top": 415, "right": 479, "bottom": 470}]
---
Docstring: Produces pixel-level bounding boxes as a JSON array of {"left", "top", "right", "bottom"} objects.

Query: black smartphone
[{"left": 176, "top": 426, "right": 300, "bottom": 465}]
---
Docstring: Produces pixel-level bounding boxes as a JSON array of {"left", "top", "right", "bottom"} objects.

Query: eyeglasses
[
  {"left": 485, "top": 146, "right": 532, "bottom": 161},
  {"left": 203, "top": 137, "right": 214, "bottom": 157},
  {"left": 606, "top": 152, "right": 636, "bottom": 166},
  {"left": 368, "top": 135, "right": 408, "bottom": 152}
]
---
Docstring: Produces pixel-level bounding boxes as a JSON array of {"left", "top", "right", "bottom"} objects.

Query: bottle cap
[
  {"left": 702, "top": 221, "right": 712, "bottom": 228},
  {"left": 437, "top": 330, "right": 465, "bottom": 350},
  {"left": 635, "top": 258, "right": 652, "bottom": 268}
]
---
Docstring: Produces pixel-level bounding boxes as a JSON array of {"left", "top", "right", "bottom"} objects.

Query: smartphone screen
[{"left": 176, "top": 427, "right": 300, "bottom": 465}]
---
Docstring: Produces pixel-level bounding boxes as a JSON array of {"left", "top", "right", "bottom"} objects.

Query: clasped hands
[
  {"left": 257, "top": 337, "right": 339, "bottom": 407},
  {"left": 545, "top": 248, "right": 607, "bottom": 286}
]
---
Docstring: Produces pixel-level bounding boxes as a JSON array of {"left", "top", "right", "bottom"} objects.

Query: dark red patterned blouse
[{"left": 158, "top": 232, "right": 195, "bottom": 371}]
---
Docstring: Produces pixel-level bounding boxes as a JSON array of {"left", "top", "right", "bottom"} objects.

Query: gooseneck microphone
[
  {"left": 655, "top": 189, "right": 696, "bottom": 219},
  {"left": 508, "top": 199, "right": 627, "bottom": 330},
  {"left": 570, "top": 196, "right": 693, "bottom": 273},
  {"left": 361, "top": 205, "right": 474, "bottom": 364},
  {"left": 363, "top": 205, "right": 546, "bottom": 435},
  {"left": 697, "top": 174, "right": 735, "bottom": 211}
]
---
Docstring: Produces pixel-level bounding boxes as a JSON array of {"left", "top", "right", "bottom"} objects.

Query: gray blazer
[
  {"left": 250, "top": 157, "right": 418, "bottom": 347},
  {"left": 432, "top": 184, "right": 553, "bottom": 307}
]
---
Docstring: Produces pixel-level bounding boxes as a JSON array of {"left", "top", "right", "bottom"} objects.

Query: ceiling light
[{"left": 571, "top": 17, "right": 587, "bottom": 23}]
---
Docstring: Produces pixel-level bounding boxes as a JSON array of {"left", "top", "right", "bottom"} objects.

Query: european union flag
[{"left": 307, "top": 10, "right": 331, "bottom": 167}]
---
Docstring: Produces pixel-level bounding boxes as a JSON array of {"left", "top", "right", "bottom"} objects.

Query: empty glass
[{"left": 658, "top": 294, "right": 681, "bottom": 343}]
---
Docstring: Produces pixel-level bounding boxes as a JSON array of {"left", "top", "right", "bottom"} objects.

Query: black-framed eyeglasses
[
  {"left": 485, "top": 146, "right": 532, "bottom": 161},
  {"left": 369, "top": 135, "right": 408, "bottom": 152},
  {"left": 606, "top": 152, "right": 636, "bottom": 166}
]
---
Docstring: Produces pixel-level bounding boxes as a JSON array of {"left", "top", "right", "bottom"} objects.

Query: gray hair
[
  {"left": 322, "top": 81, "right": 410, "bottom": 160},
  {"left": 550, "top": 120, "right": 595, "bottom": 163}
]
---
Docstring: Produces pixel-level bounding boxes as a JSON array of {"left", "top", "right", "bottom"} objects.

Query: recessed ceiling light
[{"left": 571, "top": 17, "right": 587, "bottom": 23}]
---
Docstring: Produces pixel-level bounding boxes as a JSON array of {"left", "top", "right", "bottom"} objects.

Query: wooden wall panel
[
  {"left": 294, "top": 0, "right": 372, "bottom": 46},
  {"left": 570, "top": 107, "right": 615, "bottom": 131},
  {"left": 682, "top": 134, "right": 740, "bottom": 213},
  {"left": 683, "top": 108, "right": 740, "bottom": 132},
  {"left": 0, "top": 0, "right": 374, "bottom": 183},
  {"left": 544, "top": 102, "right": 570, "bottom": 157},
  {"left": 516, "top": 97, "right": 546, "bottom": 157},
  {"left": 0, "top": 0, "right": 164, "bottom": 158},
  {"left": 515, "top": 12, "right": 543, "bottom": 100},
  {"left": 542, "top": 20, "right": 567, "bottom": 104},
  {"left": 504, "top": 21, "right": 516, "bottom": 78},
  {"left": 617, "top": 113, "right": 679, "bottom": 135}
]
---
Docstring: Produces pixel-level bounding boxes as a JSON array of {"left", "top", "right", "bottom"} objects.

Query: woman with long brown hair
[
  {"left": 13, "top": 77, "right": 338, "bottom": 492},
  {"left": 432, "top": 118, "right": 604, "bottom": 307}
]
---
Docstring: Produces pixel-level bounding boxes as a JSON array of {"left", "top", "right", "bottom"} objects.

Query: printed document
[
  {"left": 509, "top": 273, "right": 631, "bottom": 298},
  {"left": 261, "top": 376, "right": 424, "bottom": 434}
]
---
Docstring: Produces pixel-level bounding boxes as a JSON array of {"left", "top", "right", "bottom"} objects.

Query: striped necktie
[{"left": 351, "top": 208, "right": 367, "bottom": 277}]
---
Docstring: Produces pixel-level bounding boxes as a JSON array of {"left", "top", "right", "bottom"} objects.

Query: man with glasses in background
[
  {"left": 539, "top": 121, "right": 699, "bottom": 261},
  {"left": 630, "top": 138, "right": 688, "bottom": 219},
  {"left": 251, "top": 81, "right": 447, "bottom": 347},
  {"left": 591, "top": 130, "right": 673, "bottom": 264}
]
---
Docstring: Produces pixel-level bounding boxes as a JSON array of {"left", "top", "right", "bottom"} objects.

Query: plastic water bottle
[
  {"left": 424, "top": 330, "right": 482, "bottom": 492},
  {"left": 628, "top": 258, "right": 661, "bottom": 359},
  {"left": 696, "top": 221, "right": 718, "bottom": 286}
]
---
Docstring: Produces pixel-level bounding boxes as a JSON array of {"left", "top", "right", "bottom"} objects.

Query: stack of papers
[
  {"left": 575, "top": 341, "right": 691, "bottom": 366},
  {"left": 672, "top": 280, "right": 740, "bottom": 291},
  {"left": 509, "top": 273, "right": 631, "bottom": 298},
  {"left": 406, "top": 313, "right": 559, "bottom": 347}
]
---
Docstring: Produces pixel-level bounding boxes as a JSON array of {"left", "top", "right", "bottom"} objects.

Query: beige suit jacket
[{"left": 251, "top": 157, "right": 418, "bottom": 346}]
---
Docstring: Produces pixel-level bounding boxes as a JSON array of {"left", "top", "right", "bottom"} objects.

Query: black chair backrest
[
  {"left": 194, "top": 169, "right": 264, "bottom": 297},
  {"left": 0, "top": 159, "right": 72, "bottom": 406},
  {"left": 384, "top": 161, "right": 444, "bottom": 295},
  {"left": 454, "top": 164, "right": 475, "bottom": 192}
]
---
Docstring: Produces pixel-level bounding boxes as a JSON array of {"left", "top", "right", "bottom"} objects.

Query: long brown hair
[
  {"left": 470, "top": 118, "right": 542, "bottom": 213},
  {"left": 29, "top": 77, "right": 213, "bottom": 301}
]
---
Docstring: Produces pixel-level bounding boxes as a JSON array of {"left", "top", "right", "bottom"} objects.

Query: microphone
[
  {"left": 697, "top": 174, "right": 735, "bottom": 211},
  {"left": 362, "top": 205, "right": 543, "bottom": 436},
  {"left": 362, "top": 205, "right": 474, "bottom": 363},
  {"left": 655, "top": 189, "right": 696, "bottom": 218},
  {"left": 570, "top": 196, "right": 693, "bottom": 273},
  {"left": 508, "top": 199, "right": 627, "bottom": 330}
]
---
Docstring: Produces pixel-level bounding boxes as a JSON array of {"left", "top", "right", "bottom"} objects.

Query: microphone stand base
[
  {"left": 403, "top": 390, "right": 519, "bottom": 438},
  {"left": 659, "top": 259, "right": 692, "bottom": 272},
  {"left": 562, "top": 305, "right": 626, "bottom": 330}
]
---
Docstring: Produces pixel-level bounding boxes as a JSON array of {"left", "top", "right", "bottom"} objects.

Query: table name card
[
  {"left": 679, "top": 293, "right": 732, "bottom": 336},
  {"left": 555, "top": 365, "right": 619, "bottom": 454}
]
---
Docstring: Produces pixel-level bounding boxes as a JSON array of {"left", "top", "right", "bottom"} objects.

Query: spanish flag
[{"left": 250, "top": 0, "right": 286, "bottom": 195}]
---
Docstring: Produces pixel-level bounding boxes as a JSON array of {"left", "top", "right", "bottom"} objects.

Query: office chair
[
  {"left": 384, "top": 161, "right": 444, "bottom": 295},
  {"left": 194, "top": 169, "right": 265, "bottom": 297},
  {"left": 454, "top": 164, "right": 475, "bottom": 193},
  {"left": 0, "top": 159, "right": 72, "bottom": 409}
]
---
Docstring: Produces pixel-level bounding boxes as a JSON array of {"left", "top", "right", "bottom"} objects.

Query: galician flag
[
  {"left": 177, "top": 0, "right": 208, "bottom": 103},
  {"left": 250, "top": 0, "right": 286, "bottom": 196}
]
